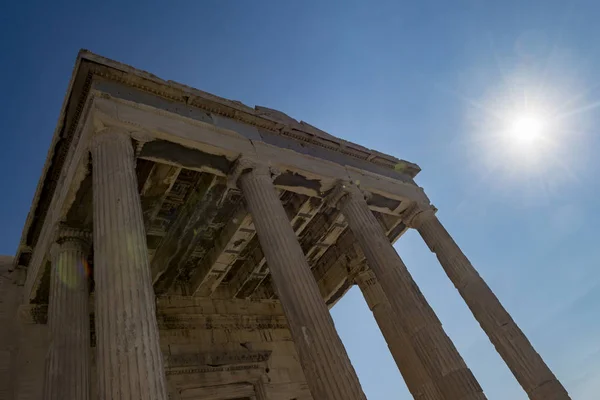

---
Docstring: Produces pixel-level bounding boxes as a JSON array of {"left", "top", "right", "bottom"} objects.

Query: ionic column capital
[
  {"left": 402, "top": 202, "right": 437, "bottom": 229},
  {"left": 52, "top": 224, "right": 91, "bottom": 255},
  {"left": 90, "top": 126, "right": 132, "bottom": 151},
  {"left": 325, "top": 181, "right": 371, "bottom": 209},
  {"left": 227, "top": 157, "right": 280, "bottom": 189}
]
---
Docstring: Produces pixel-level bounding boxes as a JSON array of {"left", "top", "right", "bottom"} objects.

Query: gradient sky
[{"left": 2, "top": 1, "right": 599, "bottom": 398}]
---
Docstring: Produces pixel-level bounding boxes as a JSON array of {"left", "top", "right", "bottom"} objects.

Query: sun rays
[{"left": 462, "top": 62, "right": 593, "bottom": 200}]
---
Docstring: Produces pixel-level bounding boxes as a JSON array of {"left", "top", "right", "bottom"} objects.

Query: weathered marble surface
[
  {"left": 239, "top": 163, "right": 366, "bottom": 400},
  {"left": 3, "top": 51, "right": 571, "bottom": 400}
]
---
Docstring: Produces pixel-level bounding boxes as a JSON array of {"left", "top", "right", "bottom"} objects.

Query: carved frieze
[{"left": 165, "top": 350, "right": 271, "bottom": 369}]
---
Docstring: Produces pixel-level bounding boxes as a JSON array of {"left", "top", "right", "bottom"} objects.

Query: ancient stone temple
[{"left": 0, "top": 51, "right": 570, "bottom": 400}]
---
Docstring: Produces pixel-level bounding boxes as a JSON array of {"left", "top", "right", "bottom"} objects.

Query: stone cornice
[
  {"left": 13, "top": 53, "right": 94, "bottom": 270},
  {"left": 81, "top": 51, "right": 420, "bottom": 177}
]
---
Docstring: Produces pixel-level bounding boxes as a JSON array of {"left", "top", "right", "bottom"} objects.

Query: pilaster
[
  {"left": 44, "top": 226, "right": 91, "bottom": 400},
  {"left": 235, "top": 159, "right": 366, "bottom": 400},
  {"left": 404, "top": 203, "right": 570, "bottom": 400},
  {"left": 91, "top": 127, "right": 167, "bottom": 400},
  {"left": 334, "top": 182, "right": 486, "bottom": 400}
]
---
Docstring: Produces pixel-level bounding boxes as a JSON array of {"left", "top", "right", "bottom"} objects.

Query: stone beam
[
  {"left": 187, "top": 204, "right": 255, "bottom": 297},
  {"left": 257, "top": 203, "right": 343, "bottom": 300},
  {"left": 93, "top": 96, "right": 429, "bottom": 210},
  {"left": 304, "top": 212, "right": 346, "bottom": 265},
  {"left": 313, "top": 230, "right": 364, "bottom": 303},
  {"left": 139, "top": 162, "right": 181, "bottom": 231},
  {"left": 230, "top": 195, "right": 321, "bottom": 299},
  {"left": 250, "top": 195, "right": 322, "bottom": 300},
  {"left": 151, "top": 173, "right": 226, "bottom": 294},
  {"left": 226, "top": 236, "right": 265, "bottom": 299},
  {"left": 314, "top": 214, "right": 407, "bottom": 303}
]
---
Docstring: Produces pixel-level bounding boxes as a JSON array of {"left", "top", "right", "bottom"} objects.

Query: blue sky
[{"left": 1, "top": 1, "right": 599, "bottom": 398}]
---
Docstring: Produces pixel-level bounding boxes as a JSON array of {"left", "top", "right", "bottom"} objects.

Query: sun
[
  {"left": 463, "top": 51, "right": 592, "bottom": 199},
  {"left": 466, "top": 84, "right": 569, "bottom": 187},
  {"left": 509, "top": 114, "right": 545, "bottom": 150},
  {"left": 511, "top": 115, "right": 543, "bottom": 144}
]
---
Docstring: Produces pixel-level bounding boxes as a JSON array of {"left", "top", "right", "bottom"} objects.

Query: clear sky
[{"left": 1, "top": 1, "right": 599, "bottom": 398}]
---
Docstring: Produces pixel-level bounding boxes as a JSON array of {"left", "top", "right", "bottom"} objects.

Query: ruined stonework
[
  {"left": 157, "top": 297, "right": 313, "bottom": 399},
  {"left": 0, "top": 257, "right": 48, "bottom": 400},
  {"left": 0, "top": 256, "right": 19, "bottom": 399},
  {"left": 0, "top": 51, "right": 570, "bottom": 399}
]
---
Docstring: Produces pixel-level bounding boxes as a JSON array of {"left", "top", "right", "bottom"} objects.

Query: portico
[{"left": 5, "top": 51, "right": 569, "bottom": 400}]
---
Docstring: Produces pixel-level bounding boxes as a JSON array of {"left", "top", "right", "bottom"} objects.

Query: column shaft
[
  {"left": 339, "top": 187, "right": 486, "bottom": 400},
  {"left": 91, "top": 129, "right": 167, "bottom": 400},
  {"left": 239, "top": 167, "right": 366, "bottom": 400},
  {"left": 356, "top": 269, "right": 443, "bottom": 400},
  {"left": 417, "top": 215, "right": 570, "bottom": 400},
  {"left": 44, "top": 232, "right": 91, "bottom": 400}
]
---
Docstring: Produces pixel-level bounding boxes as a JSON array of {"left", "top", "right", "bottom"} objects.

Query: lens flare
[{"left": 56, "top": 255, "right": 90, "bottom": 288}]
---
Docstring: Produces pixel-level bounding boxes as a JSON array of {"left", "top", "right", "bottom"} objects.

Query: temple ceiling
[{"left": 43, "top": 156, "right": 408, "bottom": 305}]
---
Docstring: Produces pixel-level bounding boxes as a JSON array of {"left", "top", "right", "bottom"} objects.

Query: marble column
[
  {"left": 235, "top": 160, "right": 366, "bottom": 400},
  {"left": 44, "top": 227, "right": 91, "bottom": 400},
  {"left": 91, "top": 128, "right": 168, "bottom": 400},
  {"left": 335, "top": 183, "right": 486, "bottom": 400},
  {"left": 405, "top": 204, "right": 571, "bottom": 400},
  {"left": 356, "top": 269, "right": 443, "bottom": 400}
]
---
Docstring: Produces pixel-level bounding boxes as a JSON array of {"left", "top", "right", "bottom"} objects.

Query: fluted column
[
  {"left": 356, "top": 269, "right": 443, "bottom": 400},
  {"left": 91, "top": 128, "right": 167, "bottom": 400},
  {"left": 406, "top": 205, "right": 570, "bottom": 400},
  {"left": 44, "top": 227, "right": 91, "bottom": 400},
  {"left": 234, "top": 160, "right": 366, "bottom": 400},
  {"left": 335, "top": 183, "right": 486, "bottom": 400}
]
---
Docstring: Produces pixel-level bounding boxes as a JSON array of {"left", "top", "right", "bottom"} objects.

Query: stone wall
[
  {"left": 0, "top": 255, "right": 18, "bottom": 400},
  {"left": 1, "top": 256, "right": 49, "bottom": 400},
  {"left": 5, "top": 274, "right": 313, "bottom": 399},
  {"left": 156, "top": 296, "right": 313, "bottom": 400}
]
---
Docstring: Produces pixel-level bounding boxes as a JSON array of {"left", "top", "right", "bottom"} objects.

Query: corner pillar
[
  {"left": 91, "top": 128, "right": 167, "bottom": 400},
  {"left": 43, "top": 226, "right": 91, "bottom": 400},
  {"left": 334, "top": 182, "right": 486, "bottom": 400},
  {"left": 405, "top": 204, "right": 570, "bottom": 400},
  {"left": 234, "top": 160, "right": 366, "bottom": 400},
  {"left": 356, "top": 269, "right": 443, "bottom": 400}
]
